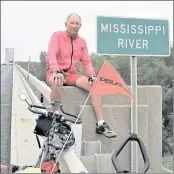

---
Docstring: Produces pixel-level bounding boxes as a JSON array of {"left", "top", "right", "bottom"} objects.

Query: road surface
[{"left": 1, "top": 65, "right": 13, "bottom": 173}]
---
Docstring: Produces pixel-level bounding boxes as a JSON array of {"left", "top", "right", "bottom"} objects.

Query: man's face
[{"left": 65, "top": 15, "right": 81, "bottom": 38}]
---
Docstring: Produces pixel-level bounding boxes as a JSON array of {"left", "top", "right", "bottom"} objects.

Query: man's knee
[
  {"left": 49, "top": 83, "right": 62, "bottom": 100},
  {"left": 76, "top": 76, "right": 88, "bottom": 83},
  {"left": 76, "top": 76, "right": 92, "bottom": 91},
  {"left": 50, "top": 83, "right": 61, "bottom": 91},
  {"left": 48, "top": 80, "right": 61, "bottom": 93},
  {"left": 48, "top": 76, "right": 61, "bottom": 89}
]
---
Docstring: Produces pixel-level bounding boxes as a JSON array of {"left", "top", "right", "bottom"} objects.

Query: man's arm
[
  {"left": 80, "top": 40, "right": 96, "bottom": 77},
  {"left": 45, "top": 32, "right": 60, "bottom": 72}
]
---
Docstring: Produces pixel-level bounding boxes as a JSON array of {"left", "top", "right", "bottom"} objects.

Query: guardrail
[
  {"left": 16, "top": 65, "right": 88, "bottom": 173},
  {"left": 16, "top": 65, "right": 51, "bottom": 103}
]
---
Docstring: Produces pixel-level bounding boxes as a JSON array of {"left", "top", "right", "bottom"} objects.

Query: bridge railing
[{"left": 15, "top": 64, "right": 88, "bottom": 173}]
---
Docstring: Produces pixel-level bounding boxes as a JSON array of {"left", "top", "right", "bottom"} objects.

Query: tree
[{"left": 39, "top": 51, "right": 47, "bottom": 81}]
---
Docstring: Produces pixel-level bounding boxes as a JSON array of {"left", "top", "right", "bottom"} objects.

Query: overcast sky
[{"left": 1, "top": 1, "right": 173, "bottom": 62}]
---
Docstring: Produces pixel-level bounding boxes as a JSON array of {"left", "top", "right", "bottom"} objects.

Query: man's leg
[
  {"left": 46, "top": 71, "right": 62, "bottom": 113},
  {"left": 49, "top": 82, "right": 61, "bottom": 112},
  {"left": 75, "top": 76, "right": 117, "bottom": 138},
  {"left": 75, "top": 76, "right": 103, "bottom": 121}
]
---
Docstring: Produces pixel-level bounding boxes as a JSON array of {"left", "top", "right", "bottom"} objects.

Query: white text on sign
[
  {"left": 118, "top": 39, "right": 148, "bottom": 49},
  {"left": 100, "top": 23, "right": 166, "bottom": 49},
  {"left": 100, "top": 23, "right": 166, "bottom": 35}
]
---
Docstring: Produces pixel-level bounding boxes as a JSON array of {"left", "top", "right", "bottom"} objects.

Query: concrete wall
[
  {"left": 56, "top": 86, "right": 162, "bottom": 173},
  {"left": 78, "top": 104, "right": 148, "bottom": 172}
]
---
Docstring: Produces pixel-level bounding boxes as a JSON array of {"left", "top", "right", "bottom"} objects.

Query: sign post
[
  {"left": 97, "top": 16, "right": 169, "bottom": 172},
  {"left": 130, "top": 55, "right": 138, "bottom": 172}
]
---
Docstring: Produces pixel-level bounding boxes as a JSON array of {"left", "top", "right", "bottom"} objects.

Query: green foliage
[
  {"left": 162, "top": 154, "right": 173, "bottom": 171},
  {"left": 16, "top": 60, "right": 41, "bottom": 78},
  {"left": 163, "top": 47, "right": 173, "bottom": 67},
  {"left": 39, "top": 51, "right": 47, "bottom": 81},
  {"left": 16, "top": 47, "right": 173, "bottom": 156}
]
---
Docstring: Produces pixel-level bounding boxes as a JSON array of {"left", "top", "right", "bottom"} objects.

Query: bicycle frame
[
  {"left": 34, "top": 114, "right": 75, "bottom": 170},
  {"left": 19, "top": 94, "right": 80, "bottom": 173}
]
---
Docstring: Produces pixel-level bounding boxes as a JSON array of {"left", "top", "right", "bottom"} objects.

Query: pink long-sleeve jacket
[{"left": 45, "top": 31, "right": 96, "bottom": 77}]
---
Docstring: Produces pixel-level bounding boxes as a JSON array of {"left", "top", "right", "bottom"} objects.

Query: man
[{"left": 45, "top": 13, "right": 116, "bottom": 138}]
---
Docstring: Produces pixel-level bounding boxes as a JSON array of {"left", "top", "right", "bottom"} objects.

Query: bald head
[
  {"left": 65, "top": 13, "right": 82, "bottom": 39},
  {"left": 66, "top": 13, "right": 81, "bottom": 23}
]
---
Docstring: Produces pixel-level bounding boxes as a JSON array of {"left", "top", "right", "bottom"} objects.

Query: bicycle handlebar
[
  {"left": 28, "top": 106, "right": 47, "bottom": 115},
  {"left": 31, "top": 104, "right": 47, "bottom": 109},
  {"left": 28, "top": 102, "right": 82, "bottom": 124},
  {"left": 111, "top": 133, "right": 149, "bottom": 173}
]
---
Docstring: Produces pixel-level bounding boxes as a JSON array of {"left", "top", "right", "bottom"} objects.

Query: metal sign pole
[
  {"left": 130, "top": 56, "right": 138, "bottom": 173},
  {"left": 173, "top": 50, "right": 174, "bottom": 173}
]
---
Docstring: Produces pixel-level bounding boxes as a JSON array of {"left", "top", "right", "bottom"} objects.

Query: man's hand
[
  {"left": 50, "top": 71, "right": 66, "bottom": 86},
  {"left": 88, "top": 75, "right": 97, "bottom": 85}
]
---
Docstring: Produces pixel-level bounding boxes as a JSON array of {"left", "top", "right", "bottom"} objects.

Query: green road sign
[{"left": 97, "top": 16, "right": 170, "bottom": 56}]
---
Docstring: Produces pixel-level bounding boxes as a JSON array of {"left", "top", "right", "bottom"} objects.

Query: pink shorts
[{"left": 46, "top": 69, "right": 82, "bottom": 86}]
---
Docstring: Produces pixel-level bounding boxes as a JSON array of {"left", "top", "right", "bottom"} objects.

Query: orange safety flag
[{"left": 90, "top": 61, "right": 133, "bottom": 99}]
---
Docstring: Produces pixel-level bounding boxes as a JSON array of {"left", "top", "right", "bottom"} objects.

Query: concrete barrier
[
  {"left": 81, "top": 140, "right": 101, "bottom": 156},
  {"left": 59, "top": 86, "right": 162, "bottom": 172}
]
